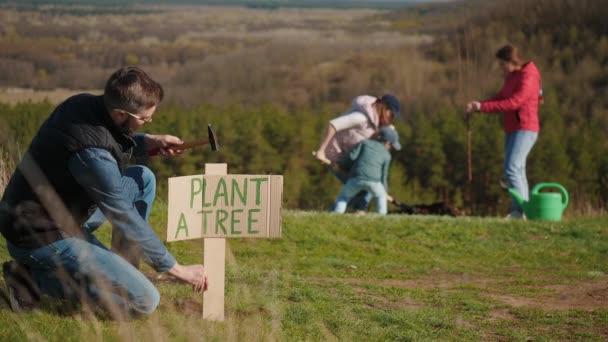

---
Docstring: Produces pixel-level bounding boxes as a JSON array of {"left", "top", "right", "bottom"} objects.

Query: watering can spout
[{"left": 508, "top": 188, "right": 526, "bottom": 209}]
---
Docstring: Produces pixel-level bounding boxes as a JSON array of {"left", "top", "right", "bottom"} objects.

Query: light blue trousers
[
  {"left": 7, "top": 165, "right": 160, "bottom": 318},
  {"left": 504, "top": 130, "right": 538, "bottom": 213},
  {"left": 333, "top": 178, "right": 388, "bottom": 215}
]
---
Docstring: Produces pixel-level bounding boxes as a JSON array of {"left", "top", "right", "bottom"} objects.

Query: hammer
[{"left": 147, "top": 123, "right": 219, "bottom": 156}]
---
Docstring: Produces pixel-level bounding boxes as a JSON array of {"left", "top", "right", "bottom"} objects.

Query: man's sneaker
[
  {"left": 505, "top": 211, "right": 527, "bottom": 221},
  {"left": 2, "top": 261, "right": 41, "bottom": 312}
]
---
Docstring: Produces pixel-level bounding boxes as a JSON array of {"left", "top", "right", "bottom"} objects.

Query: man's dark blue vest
[{"left": 0, "top": 94, "right": 135, "bottom": 248}]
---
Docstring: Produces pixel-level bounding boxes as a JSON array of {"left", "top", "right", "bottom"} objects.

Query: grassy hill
[{"left": 0, "top": 208, "right": 606, "bottom": 340}]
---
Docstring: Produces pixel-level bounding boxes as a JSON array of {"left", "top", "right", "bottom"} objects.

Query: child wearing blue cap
[{"left": 332, "top": 125, "right": 401, "bottom": 215}]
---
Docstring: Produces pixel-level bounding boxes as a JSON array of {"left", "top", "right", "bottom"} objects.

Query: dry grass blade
[{"left": 0, "top": 147, "right": 16, "bottom": 196}]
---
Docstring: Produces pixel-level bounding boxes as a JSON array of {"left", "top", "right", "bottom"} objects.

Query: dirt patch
[
  {"left": 353, "top": 286, "right": 423, "bottom": 310},
  {"left": 311, "top": 273, "right": 494, "bottom": 290},
  {"left": 159, "top": 297, "right": 203, "bottom": 315},
  {"left": 146, "top": 272, "right": 206, "bottom": 315},
  {"left": 454, "top": 316, "right": 476, "bottom": 329},
  {"left": 487, "top": 308, "right": 518, "bottom": 322},
  {"left": 310, "top": 274, "right": 608, "bottom": 311},
  {"left": 487, "top": 282, "right": 608, "bottom": 311}
]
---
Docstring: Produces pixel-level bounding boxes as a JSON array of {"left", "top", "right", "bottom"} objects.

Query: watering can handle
[{"left": 532, "top": 183, "right": 569, "bottom": 210}]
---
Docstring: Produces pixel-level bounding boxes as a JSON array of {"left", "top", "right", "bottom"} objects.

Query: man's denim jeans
[
  {"left": 333, "top": 178, "right": 387, "bottom": 215},
  {"left": 7, "top": 149, "right": 170, "bottom": 317},
  {"left": 504, "top": 130, "right": 538, "bottom": 213}
]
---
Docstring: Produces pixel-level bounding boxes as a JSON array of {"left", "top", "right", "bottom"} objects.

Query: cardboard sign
[{"left": 168, "top": 174, "right": 282, "bottom": 241}]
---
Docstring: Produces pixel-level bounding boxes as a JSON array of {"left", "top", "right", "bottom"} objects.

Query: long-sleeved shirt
[
  {"left": 481, "top": 61, "right": 541, "bottom": 133},
  {"left": 66, "top": 136, "right": 176, "bottom": 272},
  {"left": 340, "top": 139, "right": 391, "bottom": 191},
  {"left": 325, "top": 95, "right": 380, "bottom": 162}
]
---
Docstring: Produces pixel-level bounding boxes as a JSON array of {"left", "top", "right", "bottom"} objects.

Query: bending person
[
  {"left": 315, "top": 94, "right": 401, "bottom": 212},
  {"left": 466, "top": 44, "right": 542, "bottom": 219}
]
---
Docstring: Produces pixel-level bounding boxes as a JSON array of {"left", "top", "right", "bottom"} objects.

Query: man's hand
[
  {"left": 145, "top": 134, "right": 185, "bottom": 156},
  {"left": 387, "top": 194, "right": 394, "bottom": 203},
  {"left": 466, "top": 101, "right": 481, "bottom": 113},
  {"left": 168, "top": 263, "right": 209, "bottom": 293}
]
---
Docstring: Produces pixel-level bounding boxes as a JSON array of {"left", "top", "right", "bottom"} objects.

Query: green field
[{"left": 0, "top": 207, "right": 606, "bottom": 341}]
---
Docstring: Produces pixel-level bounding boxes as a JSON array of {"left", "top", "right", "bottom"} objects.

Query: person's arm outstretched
[
  {"left": 68, "top": 148, "right": 208, "bottom": 292},
  {"left": 479, "top": 72, "right": 538, "bottom": 112},
  {"left": 132, "top": 133, "right": 185, "bottom": 157},
  {"left": 315, "top": 111, "right": 369, "bottom": 165},
  {"left": 167, "top": 263, "right": 208, "bottom": 293},
  {"left": 315, "top": 124, "right": 336, "bottom": 165}
]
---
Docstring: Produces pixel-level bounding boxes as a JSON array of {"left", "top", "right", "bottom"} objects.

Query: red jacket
[{"left": 481, "top": 61, "right": 541, "bottom": 133}]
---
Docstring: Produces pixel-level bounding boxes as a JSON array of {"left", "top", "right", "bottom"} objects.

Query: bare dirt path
[{"left": 310, "top": 274, "right": 608, "bottom": 311}]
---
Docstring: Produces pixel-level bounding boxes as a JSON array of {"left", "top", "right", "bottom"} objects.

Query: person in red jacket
[{"left": 466, "top": 44, "right": 542, "bottom": 219}]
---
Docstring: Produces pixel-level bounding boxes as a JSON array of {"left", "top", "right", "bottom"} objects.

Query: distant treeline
[
  {"left": 1, "top": 0, "right": 607, "bottom": 215},
  {"left": 0, "top": 0, "right": 428, "bottom": 10},
  {"left": 1, "top": 87, "right": 605, "bottom": 215}
]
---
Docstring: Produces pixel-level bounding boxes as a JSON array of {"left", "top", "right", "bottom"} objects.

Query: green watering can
[{"left": 508, "top": 183, "right": 569, "bottom": 221}]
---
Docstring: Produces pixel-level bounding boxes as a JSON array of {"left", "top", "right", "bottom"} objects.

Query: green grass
[{"left": 1, "top": 209, "right": 607, "bottom": 341}]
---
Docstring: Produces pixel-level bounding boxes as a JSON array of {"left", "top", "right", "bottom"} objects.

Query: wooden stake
[
  {"left": 202, "top": 163, "right": 227, "bottom": 321},
  {"left": 466, "top": 112, "right": 472, "bottom": 183}
]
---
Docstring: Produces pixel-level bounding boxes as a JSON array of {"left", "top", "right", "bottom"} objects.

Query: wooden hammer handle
[{"left": 178, "top": 138, "right": 210, "bottom": 150}]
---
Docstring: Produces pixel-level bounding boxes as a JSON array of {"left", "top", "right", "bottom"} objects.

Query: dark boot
[{"left": 2, "top": 261, "right": 41, "bottom": 312}]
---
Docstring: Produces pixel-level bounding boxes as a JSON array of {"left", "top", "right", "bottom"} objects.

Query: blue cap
[
  {"left": 379, "top": 126, "right": 401, "bottom": 151},
  {"left": 380, "top": 94, "right": 401, "bottom": 119}
]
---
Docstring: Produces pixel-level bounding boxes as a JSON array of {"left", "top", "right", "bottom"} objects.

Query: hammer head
[{"left": 208, "top": 124, "right": 219, "bottom": 151}]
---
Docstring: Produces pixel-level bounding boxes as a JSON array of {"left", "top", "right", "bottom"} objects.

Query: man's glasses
[{"left": 119, "top": 109, "right": 153, "bottom": 123}]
